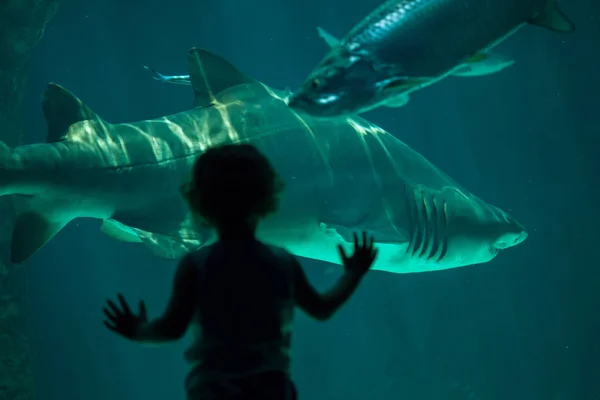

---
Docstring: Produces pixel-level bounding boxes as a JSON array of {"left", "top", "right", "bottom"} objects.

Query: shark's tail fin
[
  {"left": 0, "top": 140, "right": 66, "bottom": 264},
  {"left": 0, "top": 141, "right": 16, "bottom": 197}
]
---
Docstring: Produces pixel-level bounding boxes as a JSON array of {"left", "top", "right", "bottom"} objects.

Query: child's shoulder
[
  {"left": 259, "top": 241, "right": 288, "bottom": 255},
  {"left": 185, "top": 244, "right": 218, "bottom": 265},
  {"left": 261, "top": 243, "right": 300, "bottom": 266}
]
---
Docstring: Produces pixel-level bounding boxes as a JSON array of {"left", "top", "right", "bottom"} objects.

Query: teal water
[{"left": 4, "top": 0, "right": 599, "bottom": 399}]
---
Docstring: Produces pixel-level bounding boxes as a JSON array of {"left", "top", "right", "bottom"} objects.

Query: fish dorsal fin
[
  {"left": 187, "top": 47, "right": 258, "bottom": 108},
  {"left": 42, "top": 83, "right": 101, "bottom": 143},
  {"left": 316, "top": 26, "right": 340, "bottom": 48}
]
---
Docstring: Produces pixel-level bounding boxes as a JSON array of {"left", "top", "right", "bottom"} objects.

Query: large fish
[
  {"left": 0, "top": 48, "right": 527, "bottom": 273},
  {"left": 287, "top": 0, "right": 575, "bottom": 117}
]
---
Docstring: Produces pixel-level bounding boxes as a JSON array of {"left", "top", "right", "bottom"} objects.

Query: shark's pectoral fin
[
  {"left": 11, "top": 212, "right": 69, "bottom": 263},
  {"left": 383, "top": 93, "right": 411, "bottom": 108},
  {"left": 42, "top": 83, "right": 103, "bottom": 143},
  {"left": 105, "top": 210, "right": 211, "bottom": 259},
  {"left": 530, "top": 2, "right": 575, "bottom": 33},
  {"left": 133, "top": 228, "right": 204, "bottom": 259},
  {"left": 110, "top": 196, "right": 190, "bottom": 235},
  {"left": 100, "top": 219, "right": 142, "bottom": 243},
  {"left": 101, "top": 222, "right": 200, "bottom": 259},
  {"left": 187, "top": 48, "right": 259, "bottom": 108},
  {"left": 316, "top": 27, "right": 340, "bottom": 48}
]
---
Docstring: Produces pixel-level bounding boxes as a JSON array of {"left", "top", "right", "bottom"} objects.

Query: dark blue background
[{"left": 17, "top": 0, "right": 600, "bottom": 398}]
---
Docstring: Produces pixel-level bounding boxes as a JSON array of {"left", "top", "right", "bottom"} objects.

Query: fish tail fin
[
  {"left": 530, "top": 1, "right": 575, "bottom": 33},
  {"left": 143, "top": 65, "right": 167, "bottom": 81}
]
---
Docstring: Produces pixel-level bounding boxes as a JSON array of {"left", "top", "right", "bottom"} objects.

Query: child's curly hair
[{"left": 181, "top": 144, "right": 285, "bottom": 224}]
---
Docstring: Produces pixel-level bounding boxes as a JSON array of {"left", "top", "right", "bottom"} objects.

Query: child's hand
[
  {"left": 337, "top": 231, "right": 378, "bottom": 276},
  {"left": 103, "top": 293, "right": 148, "bottom": 340}
]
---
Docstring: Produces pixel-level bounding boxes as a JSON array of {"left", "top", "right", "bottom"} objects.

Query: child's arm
[
  {"left": 293, "top": 232, "right": 377, "bottom": 320},
  {"left": 133, "top": 255, "right": 197, "bottom": 344}
]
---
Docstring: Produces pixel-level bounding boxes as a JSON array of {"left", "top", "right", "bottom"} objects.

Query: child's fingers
[
  {"left": 103, "top": 307, "right": 118, "bottom": 323},
  {"left": 139, "top": 301, "right": 147, "bottom": 319},
  {"left": 371, "top": 249, "right": 379, "bottom": 263},
  {"left": 117, "top": 293, "right": 132, "bottom": 316},
  {"left": 106, "top": 299, "right": 122, "bottom": 316},
  {"left": 337, "top": 244, "right": 348, "bottom": 262}
]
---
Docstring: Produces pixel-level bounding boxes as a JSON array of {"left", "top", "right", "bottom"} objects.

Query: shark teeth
[{"left": 406, "top": 185, "right": 448, "bottom": 263}]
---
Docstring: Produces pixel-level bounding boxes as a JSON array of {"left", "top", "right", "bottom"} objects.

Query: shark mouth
[{"left": 405, "top": 185, "right": 449, "bottom": 263}]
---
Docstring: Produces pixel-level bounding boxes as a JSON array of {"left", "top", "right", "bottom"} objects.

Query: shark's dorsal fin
[
  {"left": 187, "top": 48, "right": 258, "bottom": 108},
  {"left": 42, "top": 83, "right": 101, "bottom": 143}
]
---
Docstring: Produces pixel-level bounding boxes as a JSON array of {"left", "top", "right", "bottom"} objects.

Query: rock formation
[{"left": 0, "top": 1, "right": 60, "bottom": 398}]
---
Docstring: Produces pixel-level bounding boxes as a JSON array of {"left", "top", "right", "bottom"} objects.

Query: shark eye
[{"left": 311, "top": 78, "right": 322, "bottom": 89}]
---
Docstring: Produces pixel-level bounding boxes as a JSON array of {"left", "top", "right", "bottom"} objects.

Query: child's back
[{"left": 185, "top": 239, "right": 295, "bottom": 384}]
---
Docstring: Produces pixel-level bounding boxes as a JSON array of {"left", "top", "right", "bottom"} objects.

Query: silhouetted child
[{"left": 103, "top": 144, "right": 378, "bottom": 399}]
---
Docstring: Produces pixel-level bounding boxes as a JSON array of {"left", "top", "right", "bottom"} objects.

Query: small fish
[
  {"left": 142, "top": 65, "right": 192, "bottom": 85},
  {"left": 287, "top": 0, "right": 575, "bottom": 117},
  {"left": 140, "top": 27, "right": 343, "bottom": 90}
]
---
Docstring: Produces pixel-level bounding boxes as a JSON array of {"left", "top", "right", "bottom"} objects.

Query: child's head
[{"left": 182, "top": 144, "right": 285, "bottom": 227}]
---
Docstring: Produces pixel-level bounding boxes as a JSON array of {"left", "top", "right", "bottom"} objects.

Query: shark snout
[{"left": 494, "top": 214, "right": 528, "bottom": 250}]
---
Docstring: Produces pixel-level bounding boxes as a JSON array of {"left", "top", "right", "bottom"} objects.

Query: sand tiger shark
[{"left": 0, "top": 48, "right": 527, "bottom": 272}]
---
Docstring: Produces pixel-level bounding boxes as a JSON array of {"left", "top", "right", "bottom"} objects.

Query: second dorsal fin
[
  {"left": 187, "top": 48, "right": 258, "bottom": 108},
  {"left": 42, "top": 83, "right": 101, "bottom": 143}
]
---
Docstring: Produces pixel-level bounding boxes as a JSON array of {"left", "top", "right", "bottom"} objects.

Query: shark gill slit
[
  {"left": 416, "top": 191, "right": 431, "bottom": 259},
  {"left": 406, "top": 185, "right": 422, "bottom": 257},
  {"left": 437, "top": 201, "right": 448, "bottom": 261},
  {"left": 421, "top": 194, "right": 439, "bottom": 260},
  {"left": 407, "top": 188, "right": 448, "bottom": 263}
]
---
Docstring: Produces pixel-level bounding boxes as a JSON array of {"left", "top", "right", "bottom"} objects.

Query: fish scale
[
  {"left": 345, "top": 0, "right": 547, "bottom": 77},
  {"left": 347, "top": 0, "right": 438, "bottom": 47}
]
